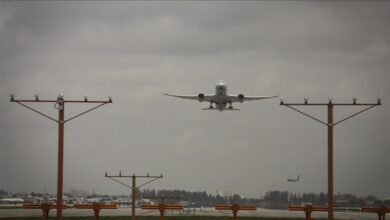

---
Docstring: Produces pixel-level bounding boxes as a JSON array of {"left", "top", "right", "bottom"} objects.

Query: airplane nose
[{"left": 217, "top": 80, "right": 225, "bottom": 85}]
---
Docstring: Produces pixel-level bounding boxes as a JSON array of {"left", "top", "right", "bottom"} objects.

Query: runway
[{"left": 0, "top": 207, "right": 378, "bottom": 220}]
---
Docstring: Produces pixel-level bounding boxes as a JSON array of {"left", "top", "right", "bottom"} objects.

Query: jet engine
[
  {"left": 198, "top": 93, "right": 205, "bottom": 102},
  {"left": 238, "top": 94, "right": 245, "bottom": 102}
]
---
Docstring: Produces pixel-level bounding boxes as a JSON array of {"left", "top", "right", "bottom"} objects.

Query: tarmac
[{"left": 0, "top": 207, "right": 379, "bottom": 219}]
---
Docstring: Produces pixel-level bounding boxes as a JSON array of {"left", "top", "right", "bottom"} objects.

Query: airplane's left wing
[
  {"left": 163, "top": 93, "right": 214, "bottom": 102},
  {"left": 228, "top": 95, "right": 278, "bottom": 103}
]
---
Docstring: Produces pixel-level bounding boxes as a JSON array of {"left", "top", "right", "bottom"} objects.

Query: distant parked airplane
[
  {"left": 287, "top": 175, "right": 300, "bottom": 183},
  {"left": 164, "top": 80, "right": 277, "bottom": 111}
]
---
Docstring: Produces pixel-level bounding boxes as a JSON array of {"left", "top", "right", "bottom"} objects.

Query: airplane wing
[
  {"left": 163, "top": 93, "right": 214, "bottom": 102},
  {"left": 228, "top": 95, "right": 278, "bottom": 103}
]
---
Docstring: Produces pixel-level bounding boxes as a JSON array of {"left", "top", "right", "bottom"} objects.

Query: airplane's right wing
[{"left": 163, "top": 93, "right": 214, "bottom": 102}]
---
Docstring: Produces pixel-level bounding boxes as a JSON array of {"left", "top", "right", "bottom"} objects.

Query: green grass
[{"left": 0, "top": 217, "right": 324, "bottom": 220}]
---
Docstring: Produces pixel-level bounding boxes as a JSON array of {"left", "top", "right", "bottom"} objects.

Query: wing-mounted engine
[
  {"left": 198, "top": 93, "right": 205, "bottom": 102},
  {"left": 238, "top": 94, "right": 245, "bottom": 103}
]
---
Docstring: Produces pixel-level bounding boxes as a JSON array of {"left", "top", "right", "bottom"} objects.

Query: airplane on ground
[
  {"left": 287, "top": 175, "right": 300, "bottom": 183},
  {"left": 164, "top": 80, "right": 277, "bottom": 111}
]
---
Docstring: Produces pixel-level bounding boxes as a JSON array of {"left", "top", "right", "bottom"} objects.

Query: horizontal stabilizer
[
  {"left": 201, "top": 108, "right": 240, "bottom": 111},
  {"left": 226, "top": 108, "right": 240, "bottom": 111}
]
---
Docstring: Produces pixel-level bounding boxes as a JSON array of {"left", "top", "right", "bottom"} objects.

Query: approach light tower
[
  {"left": 10, "top": 94, "right": 112, "bottom": 220},
  {"left": 106, "top": 172, "right": 163, "bottom": 220},
  {"left": 280, "top": 97, "right": 381, "bottom": 220}
]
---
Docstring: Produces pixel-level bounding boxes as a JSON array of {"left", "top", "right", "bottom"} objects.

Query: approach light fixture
[
  {"left": 10, "top": 94, "right": 15, "bottom": 101},
  {"left": 328, "top": 98, "right": 333, "bottom": 104},
  {"left": 84, "top": 95, "right": 88, "bottom": 102},
  {"left": 377, "top": 98, "right": 382, "bottom": 105},
  {"left": 280, "top": 97, "right": 284, "bottom": 104},
  {"left": 58, "top": 93, "right": 64, "bottom": 101},
  {"left": 304, "top": 98, "right": 309, "bottom": 104},
  {"left": 352, "top": 98, "right": 357, "bottom": 104},
  {"left": 108, "top": 96, "right": 112, "bottom": 102},
  {"left": 34, "top": 94, "right": 39, "bottom": 101}
]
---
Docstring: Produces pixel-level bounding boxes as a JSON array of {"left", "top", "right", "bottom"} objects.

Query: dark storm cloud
[{"left": 1, "top": 1, "right": 389, "bottom": 198}]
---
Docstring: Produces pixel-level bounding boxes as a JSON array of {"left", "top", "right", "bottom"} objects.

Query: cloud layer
[{"left": 1, "top": 1, "right": 389, "bottom": 198}]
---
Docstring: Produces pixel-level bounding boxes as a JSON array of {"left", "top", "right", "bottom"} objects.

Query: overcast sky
[{"left": 0, "top": 1, "right": 389, "bottom": 199}]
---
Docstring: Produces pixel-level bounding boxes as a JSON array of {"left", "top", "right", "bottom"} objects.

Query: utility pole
[
  {"left": 105, "top": 172, "right": 163, "bottom": 220},
  {"left": 10, "top": 94, "right": 112, "bottom": 220},
  {"left": 141, "top": 194, "right": 183, "bottom": 220},
  {"left": 280, "top": 97, "right": 381, "bottom": 220}
]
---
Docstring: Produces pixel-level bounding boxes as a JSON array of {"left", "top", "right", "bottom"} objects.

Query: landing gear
[
  {"left": 209, "top": 102, "right": 214, "bottom": 109},
  {"left": 229, "top": 103, "right": 233, "bottom": 109}
]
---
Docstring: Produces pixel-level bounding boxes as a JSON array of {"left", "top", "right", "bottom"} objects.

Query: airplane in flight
[
  {"left": 287, "top": 175, "right": 300, "bottom": 183},
  {"left": 164, "top": 80, "right": 277, "bottom": 111}
]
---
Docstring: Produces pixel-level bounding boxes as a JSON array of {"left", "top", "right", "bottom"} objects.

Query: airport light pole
[
  {"left": 280, "top": 97, "right": 381, "bottom": 220},
  {"left": 10, "top": 94, "right": 112, "bottom": 220},
  {"left": 105, "top": 172, "right": 163, "bottom": 220}
]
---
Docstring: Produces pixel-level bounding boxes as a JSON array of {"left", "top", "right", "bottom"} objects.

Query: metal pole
[
  {"left": 232, "top": 205, "right": 238, "bottom": 220},
  {"left": 132, "top": 174, "right": 136, "bottom": 220},
  {"left": 328, "top": 104, "right": 333, "bottom": 220},
  {"left": 57, "top": 101, "right": 65, "bottom": 220},
  {"left": 159, "top": 204, "right": 165, "bottom": 220},
  {"left": 10, "top": 95, "right": 112, "bottom": 220},
  {"left": 94, "top": 208, "right": 99, "bottom": 220},
  {"left": 281, "top": 99, "right": 380, "bottom": 220}
]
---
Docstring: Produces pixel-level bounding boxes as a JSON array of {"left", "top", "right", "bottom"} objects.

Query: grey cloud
[{"left": 1, "top": 1, "right": 390, "bottom": 198}]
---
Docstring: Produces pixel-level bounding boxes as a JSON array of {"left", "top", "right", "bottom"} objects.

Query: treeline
[
  {"left": 141, "top": 189, "right": 260, "bottom": 207},
  {"left": 2, "top": 188, "right": 389, "bottom": 208},
  {"left": 140, "top": 189, "right": 390, "bottom": 208},
  {"left": 262, "top": 190, "right": 390, "bottom": 209}
]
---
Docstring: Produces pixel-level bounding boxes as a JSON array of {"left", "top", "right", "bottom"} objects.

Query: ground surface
[
  {"left": 0, "top": 208, "right": 377, "bottom": 220},
  {"left": 0, "top": 217, "right": 315, "bottom": 220}
]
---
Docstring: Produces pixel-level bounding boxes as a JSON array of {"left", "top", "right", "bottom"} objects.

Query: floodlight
[
  {"left": 34, "top": 94, "right": 39, "bottom": 101},
  {"left": 84, "top": 95, "right": 88, "bottom": 102},
  {"left": 58, "top": 93, "right": 64, "bottom": 100},
  {"left": 10, "top": 94, "right": 15, "bottom": 101},
  {"left": 352, "top": 98, "right": 357, "bottom": 104},
  {"left": 304, "top": 98, "right": 308, "bottom": 104}
]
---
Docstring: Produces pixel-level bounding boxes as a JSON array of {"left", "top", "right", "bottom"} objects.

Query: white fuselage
[{"left": 213, "top": 81, "right": 229, "bottom": 111}]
